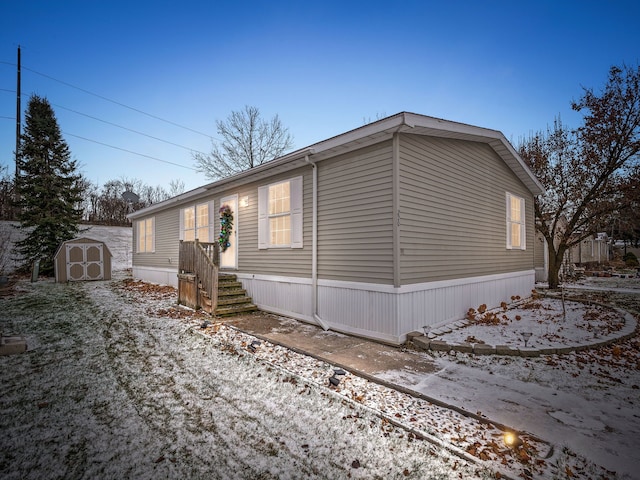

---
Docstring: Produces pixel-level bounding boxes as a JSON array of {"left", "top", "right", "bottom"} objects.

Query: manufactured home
[{"left": 129, "top": 112, "right": 544, "bottom": 344}]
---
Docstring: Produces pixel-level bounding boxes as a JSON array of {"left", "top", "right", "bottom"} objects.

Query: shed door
[{"left": 66, "top": 243, "right": 104, "bottom": 281}]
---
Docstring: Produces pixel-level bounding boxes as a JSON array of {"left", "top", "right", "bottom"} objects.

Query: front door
[{"left": 219, "top": 195, "right": 238, "bottom": 269}]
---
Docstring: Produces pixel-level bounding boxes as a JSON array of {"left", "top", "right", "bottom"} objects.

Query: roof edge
[{"left": 129, "top": 112, "right": 544, "bottom": 219}]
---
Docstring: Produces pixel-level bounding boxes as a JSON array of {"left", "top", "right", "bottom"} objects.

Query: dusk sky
[{"left": 1, "top": 0, "right": 638, "bottom": 192}]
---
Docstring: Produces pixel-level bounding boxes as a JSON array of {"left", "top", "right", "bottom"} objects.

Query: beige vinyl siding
[
  {"left": 133, "top": 167, "right": 312, "bottom": 279},
  {"left": 132, "top": 208, "right": 180, "bottom": 269},
  {"left": 317, "top": 142, "right": 394, "bottom": 284},
  {"left": 235, "top": 166, "right": 312, "bottom": 278},
  {"left": 399, "top": 134, "right": 535, "bottom": 284}
]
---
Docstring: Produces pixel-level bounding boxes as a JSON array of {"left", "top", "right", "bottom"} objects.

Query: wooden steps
[{"left": 206, "top": 273, "right": 258, "bottom": 316}]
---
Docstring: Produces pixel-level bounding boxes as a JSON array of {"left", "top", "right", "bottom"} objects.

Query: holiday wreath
[{"left": 218, "top": 204, "right": 233, "bottom": 252}]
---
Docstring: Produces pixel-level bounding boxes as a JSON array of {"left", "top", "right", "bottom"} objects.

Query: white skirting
[
  {"left": 132, "top": 267, "right": 534, "bottom": 344},
  {"left": 236, "top": 270, "right": 535, "bottom": 345},
  {"left": 132, "top": 266, "right": 178, "bottom": 287}
]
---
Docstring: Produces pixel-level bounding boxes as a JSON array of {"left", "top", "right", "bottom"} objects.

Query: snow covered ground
[
  {"left": 1, "top": 224, "right": 639, "bottom": 479},
  {"left": 1, "top": 274, "right": 496, "bottom": 479},
  {"left": 381, "top": 280, "right": 640, "bottom": 479}
]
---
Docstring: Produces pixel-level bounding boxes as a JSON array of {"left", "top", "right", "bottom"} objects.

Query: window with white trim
[
  {"left": 258, "top": 176, "right": 303, "bottom": 249},
  {"left": 180, "top": 201, "right": 214, "bottom": 242},
  {"left": 196, "top": 203, "right": 211, "bottom": 242},
  {"left": 136, "top": 217, "right": 155, "bottom": 253},
  {"left": 506, "top": 193, "right": 525, "bottom": 250},
  {"left": 269, "top": 181, "right": 291, "bottom": 245},
  {"left": 182, "top": 206, "right": 195, "bottom": 241}
]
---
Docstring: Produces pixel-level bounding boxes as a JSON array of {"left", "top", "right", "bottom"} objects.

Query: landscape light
[
  {"left": 329, "top": 376, "right": 340, "bottom": 387},
  {"left": 521, "top": 331, "right": 533, "bottom": 347},
  {"left": 333, "top": 368, "right": 346, "bottom": 376},
  {"left": 422, "top": 325, "right": 430, "bottom": 336},
  {"left": 503, "top": 431, "right": 523, "bottom": 448},
  {"left": 200, "top": 320, "right": 210, "bottom": 329}
]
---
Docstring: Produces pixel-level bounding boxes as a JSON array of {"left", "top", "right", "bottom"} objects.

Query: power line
[
  {"left": 63, "top": 132, "right": 198, "bottom": 171},
  {"left": 53, "top": 102, "right": 209, "bottom": 155},
  {"left": 23, "top": 65, "right": 215, "bottom": 140},
  {"left": 2, "top": 60, "right": 217, "bottom": 169}
]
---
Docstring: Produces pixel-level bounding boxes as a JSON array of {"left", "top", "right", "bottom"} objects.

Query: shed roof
[
  {"left": 54, "top": 237, "right": 113, "bottom": 258},
  {"left": 129, "top": 112, "right": 544, "bottom": 219}
]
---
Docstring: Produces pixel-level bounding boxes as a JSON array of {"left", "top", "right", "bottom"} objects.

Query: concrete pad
[{"left": 224, "top": 312, "right": 438, "bottom": 377}]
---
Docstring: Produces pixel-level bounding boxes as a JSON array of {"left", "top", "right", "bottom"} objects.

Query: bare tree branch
[
  {"left": 194, "top": 106, "right": 294, "bottom": 181},
  {"left": 520, "top": 64, "right": 640, "bottom": 288}
]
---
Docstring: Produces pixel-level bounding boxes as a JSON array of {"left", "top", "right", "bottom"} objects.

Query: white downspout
[{"left": 305, "top": 154, "right": 330, "bottom": 331}]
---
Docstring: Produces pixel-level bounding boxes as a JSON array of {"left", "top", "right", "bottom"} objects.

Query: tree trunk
[{"left": 547, "top": 242, "right": 566, "bottom": 289}]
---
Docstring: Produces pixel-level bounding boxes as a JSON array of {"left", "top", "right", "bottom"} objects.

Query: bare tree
[
  {"left": 194, "top": 106, "right": 294, "bottom": 181},
  {"left": 80, "top": 177, "right": 183, "bottom": 225},
  {"left": 362, "top": 112, "right": 388, "bottom": 124},
  {"left": 168, "top": 179, "right": 185, "bottom": 197},
  {"left": 519, "top": 64, "right": 640, "bottom": 288}
]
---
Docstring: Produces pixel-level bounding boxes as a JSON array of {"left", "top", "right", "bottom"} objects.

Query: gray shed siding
[
  {"left": 317, "top": 142, "right": 394, "bottom": 284},
  {"left": 398, "top": 135, "right": 535, "bottom": 284}
]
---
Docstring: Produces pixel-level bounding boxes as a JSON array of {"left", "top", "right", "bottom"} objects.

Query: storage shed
[{"left": 54, "top": 237, "right": 112, "bottom": 283}]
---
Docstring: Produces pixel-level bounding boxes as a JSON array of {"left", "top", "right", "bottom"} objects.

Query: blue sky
[{"left": 1, "top": 0, "right": 638, "bottom": 192}]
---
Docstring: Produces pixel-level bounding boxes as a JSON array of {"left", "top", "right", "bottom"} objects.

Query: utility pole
[{"left": 15, "top": 45, "right": 21, "bottom": 179}]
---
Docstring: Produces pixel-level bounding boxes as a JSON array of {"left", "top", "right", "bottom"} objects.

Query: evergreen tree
[{"left": 13, "top": 95, "right": 84, "bottom": 275}]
